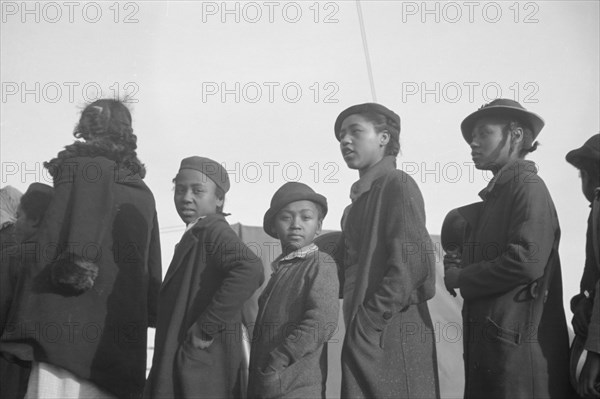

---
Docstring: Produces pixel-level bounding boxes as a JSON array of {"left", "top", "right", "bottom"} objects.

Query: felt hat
[
  {"left": 441, "top": 202, "right": 483, "bottom": 253},
  {"left": 263, "top": 182, "right": 327, "bottom": 238},
  {"left": 460, "top": 99, "right": 545, "bottom": 143},
  {"left": 334, "top": 103, "right": 401, "bottom": 141},
  {"left": 178, "top": 156, "right": 230, "bottom": 193},
  {"left": 566, "top": 134, "right": 600, "bottom": 169}
]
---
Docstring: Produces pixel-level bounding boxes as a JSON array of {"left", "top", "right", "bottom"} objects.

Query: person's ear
[
  {"left": 511, "top": 126, "right": 524, "bottom": 144},
  {"left": 379, "top": 130, "right": 390, "bottom": 147},
  {"left": 316, "top": 219, "right": 323, "bottom": 236}
]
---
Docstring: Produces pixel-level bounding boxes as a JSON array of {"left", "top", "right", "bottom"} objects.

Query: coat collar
[
  {"left": 349, "top": 156, "right": 396, "bottom": 202},
  {"left": 271, "top": 243, "right": 318, "bottom": 272},
  {"left": 478, "top": 159, "right": 538, "bottom": 200},
  {"left": 161, "top": 214, "right": 225, "bottom": 288}
]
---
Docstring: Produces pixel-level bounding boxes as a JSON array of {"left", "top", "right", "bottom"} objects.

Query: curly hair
[{"left": 45, "top": 99, "right": 146, "bottom": 178}]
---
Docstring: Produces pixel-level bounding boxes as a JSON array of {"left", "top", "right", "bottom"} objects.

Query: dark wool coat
[
  {"left": 458, "top": 160, "right": 572, "bottom": 399},
  {"left": 247, "top": 246, "right": 339, "bottom": 399},
  {"left": 144, "top": 214, "right": 264, "bottom": 399},
  {"left": 340, "top": 156, "right": 440, "bottom": 399},
  {"left": 0, "top": 156, "right": 162, "bottom": 399}
]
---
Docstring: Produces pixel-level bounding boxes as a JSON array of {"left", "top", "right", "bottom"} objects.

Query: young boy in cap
[
  {"left": 145, "top": 156, "right": 264, "bottom": 399},
  {"left": 247, "top": 182, "right": 339, "bottom": 399},
  {"left": 444, "top": 99, "right": 572, "bottom": 398},
  {"left": 566, "top": 134, "right": 600, "bottom": 398},
  {"left": 334, "top": 103, "right": 440, "bottom": 398}
]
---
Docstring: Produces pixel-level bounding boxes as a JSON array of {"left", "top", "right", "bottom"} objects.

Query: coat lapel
[{"left": 161, "top": 230, "right": 198, "bottom": 289}]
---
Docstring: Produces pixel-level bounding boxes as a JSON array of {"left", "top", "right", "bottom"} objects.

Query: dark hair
[
  {"left": 356, "top": 110, "right": 401, "bottom": 156},
  {"left": 500, "top": 120, "right": 538, "bottom": 158},
  {"left": 45, "top": 99, "right": 146, "bottom": 178},
  {"left": 19, "top": 190, "right": 53, "bottom": 222}
]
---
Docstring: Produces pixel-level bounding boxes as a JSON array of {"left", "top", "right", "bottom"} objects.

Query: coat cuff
[{"left": 50, "top": 253, "right": 99, "bottom": 295}]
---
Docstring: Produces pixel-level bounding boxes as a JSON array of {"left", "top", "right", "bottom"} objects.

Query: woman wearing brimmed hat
[
  {"left": 334, "top": 103, "right": 440, "bottom": 399},
  {"left": 444, "top": 99, "right": 572, "bottom": 398},
  {"left": 565, "top": 134, "right": 600, "bottom": 398}
]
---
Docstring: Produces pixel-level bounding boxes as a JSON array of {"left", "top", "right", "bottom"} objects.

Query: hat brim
[
  {"left": 263, "top": 193, "right": 328, "bottom": 238},
  {"left": 566, "top": 145, "right": 598, "bottom": 168},
  {"left": 460, "top": 105, "right": 545, "bottom": 143}
]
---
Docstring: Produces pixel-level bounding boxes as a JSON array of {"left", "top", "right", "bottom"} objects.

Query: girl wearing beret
[
  {"left": 334, "top": 103, "right": 440, "bottom": 399},
  {"left": 0, "top": 99, "right": 163, "bottom": 399},
  {"left": 144, "top": 156, "right": 264, "bottom": 399}
]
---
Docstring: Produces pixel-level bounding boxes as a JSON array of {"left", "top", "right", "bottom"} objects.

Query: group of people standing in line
[{"left": 0, "top": 98, "right": 598, "bottom": 399}]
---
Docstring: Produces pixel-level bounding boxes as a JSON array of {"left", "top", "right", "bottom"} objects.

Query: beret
[
  {"left": 334, "top": 103, "right": 400, "bottom": 141},
  {"left": 178, "top": 156, "right": 230, "bottom": 193}
]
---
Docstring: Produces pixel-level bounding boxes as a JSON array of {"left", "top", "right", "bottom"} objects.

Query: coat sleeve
[
  {"left": 42, "top": 157, "right": 115, "bottom": 294},
  {"left": 363, "top": 173, "right": 435, "bottom": 328},
  {"left": 458, "top": 179, "right": 557, "bottom": 300},
  {"left": 267, "top": 254, "right": 340, "bottom": 369},
  {"left": 147, "top": 211, "right": 162, "bottom": 328},
  {"left": 190, "top": 221, "right": 265, "bottom": 337}
]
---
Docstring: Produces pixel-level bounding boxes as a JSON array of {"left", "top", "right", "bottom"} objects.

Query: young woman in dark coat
[
  {"left": 334, "top": 103, "right": 440, "bottom": 399},
  {"left": 444, "top": 99, "right": 572, "bottom": 399},
  {"left": 0, "top": 99, "right": 162, "bottom": 398}
]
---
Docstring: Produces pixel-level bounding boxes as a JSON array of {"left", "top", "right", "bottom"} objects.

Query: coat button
[{"left": 383, "top": 311, "right": 392, "bottom": 320}]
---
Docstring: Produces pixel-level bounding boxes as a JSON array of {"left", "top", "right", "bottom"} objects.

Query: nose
[
  {"left": 181, "top": 189, "right": 193, "bottom": 203},
  {"left": 469, "top": 139, "right": 479, "bottom": 149},
  {"left": 339, "top": 132, "right": 351, "bottom": 145},
  {"left": 290, "top": 215, "right": 301, "bottom": 229}
]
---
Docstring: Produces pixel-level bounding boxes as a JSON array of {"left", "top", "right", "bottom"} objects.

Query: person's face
[
  {"left": 14, "top": 206, "right": 38, "bottom": 244},
  {"left": 469, "top": 118, "right": 513, "bottom": 172},
  {"left": 272, "top": 200, "right": 322, "bottom": 255},
  {"left": 339, "top": 114, "right": 389, "bottom": 175},
  {"left": 579, "top": 168, "right": 597, "bottom": 203},
  {"left": 174, "top": 169, "right": 223, "bottom": 224}
]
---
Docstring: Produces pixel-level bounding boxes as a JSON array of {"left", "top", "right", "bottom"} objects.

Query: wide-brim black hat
[
  {"left": 334, "top": 103, "right": 400, "bottom": 141},
  {"left": 566, "top": 134, "right": 600, "bottom": 169},
  {"left": 263, "top": 182, "right": 328, "bottom": 238},
  {"left": 460, "top": 99, "right": 545, "bottom": 143}
]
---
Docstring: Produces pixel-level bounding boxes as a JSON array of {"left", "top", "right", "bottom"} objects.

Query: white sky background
[{"left": 1, "top": 0, "right": 599, "bottom": 313}]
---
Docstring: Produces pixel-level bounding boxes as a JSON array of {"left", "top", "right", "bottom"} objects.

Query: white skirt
[{"left": 25, "top": 362, "right": 116, "bottom": 399}]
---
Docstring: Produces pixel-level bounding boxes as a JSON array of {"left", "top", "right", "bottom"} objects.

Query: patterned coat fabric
[{"left": 339, "top": 156, "right": 440, "bottom": 399}]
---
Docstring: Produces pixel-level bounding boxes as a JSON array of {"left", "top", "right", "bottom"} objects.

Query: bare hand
[
  {"left": 444, "top": 267, "right": 461, "bottom": 297},
  {"left": 578, "top": 351, "right": 600, "bottom": 398},
  {"left": 572, "top": 297, "right": 593, "bottom": 338}
]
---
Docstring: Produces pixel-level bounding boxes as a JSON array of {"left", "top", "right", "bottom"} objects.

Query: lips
[{"left": 342, "top": 148, "right": 355, "bottom": 158}]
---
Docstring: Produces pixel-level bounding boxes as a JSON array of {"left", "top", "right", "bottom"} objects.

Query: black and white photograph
[{"left": 1, "top": 1, "right": 599, "bottom": 398}]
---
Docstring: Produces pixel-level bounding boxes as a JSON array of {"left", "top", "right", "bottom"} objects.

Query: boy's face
[
  {"left": 469, "top": 118, "right": 513, "bottom": 171},
  {"left": 14, "top": 206, "right": 38, "bottom": 244},
  {"left": 338, "top": 114, "right": 389, "bottom": 173},
  {"left": 272, "top": 200, "right": 322, "bottom": 255},
  {"left": 174, "top": 169, "right": 223, "bottom": 224}
]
